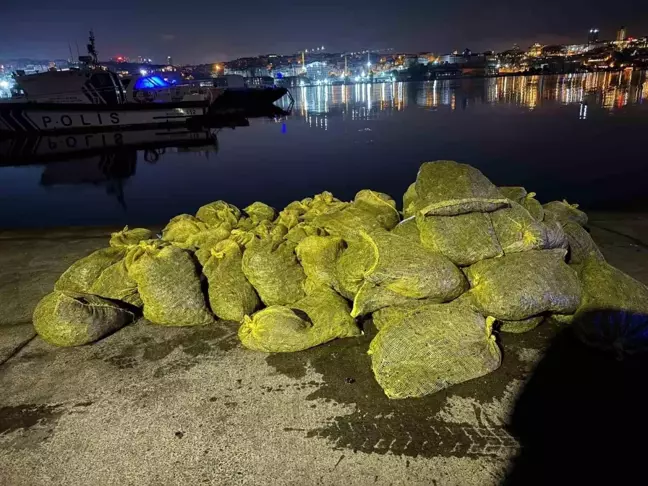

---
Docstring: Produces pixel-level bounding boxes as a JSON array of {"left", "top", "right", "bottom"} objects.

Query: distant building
[
  {"left": 527, "top": 43, "right": 544, "bottom": 57},
  {"left": 617, "top": 26, "right": 627, "bottom": 42},
  {"left": 542, "top": 45, "right": 565, "bottom": 57},
  {"left": 271, "top": 63, "right": 300, "bottom": 78},
  {"left": 588, "top": 28, "right": 600, "bottom": 44},
  {"left": 438, "top": 54, "right": 467, "bottom": 64},
  {"left": 566, "top": 44, "right": 591, "bottom": 56},
  {"left": 417, "top": 53, "right": 435, "bottom": 65},
  {"left": 304, "top": 61, "right": 328, "bottom": 81},
  {"left": 167, "top": 56, "right": 173, "bottom": 66},
  {"left": 225, "top": 66, "right": 271, "bottom": 77},
  {"left": 433, "top": 52, "right": 497, "bottom": 76}
]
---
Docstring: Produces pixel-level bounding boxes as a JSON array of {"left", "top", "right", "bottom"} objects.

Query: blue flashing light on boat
[{"left": 134, "top": 75, "right": 171, "bottom": 90}]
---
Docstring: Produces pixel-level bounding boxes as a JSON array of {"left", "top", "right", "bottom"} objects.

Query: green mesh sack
[
  {"left": 238, "top": 306, "right": 312, "bottom": 352},
  {"left": 229, "top": 229, "right": 255, "bottom": 249},
  {"left": 238, "top": 288, "right": 360, "bottom": 352},
  {"left": 372, "top": 293, "right": 480, "bottom": 332},
  {"left": 254, "top": 220, "right": 288, "bottom": 240},
  {"left": 573, "top": 257, "right": 648, "bottom": 355},
  {"left": 109, "top": 226, "right": 153, "bottom": 249},
  {"left": 352, "top": 283, "right": 414, "bottom": 318},
  {"left": 417, "top": 212, "right": 503, "bottom": 266},
  {"left": 243, "top": 202, "right": 276, "bottom": 224},
  {"left": 520, "top": 193, "right": 544, "bottom": 222},
  {"left": 127, "top": 241, "right": 214, "bottom": 326},
  {"left": 275, "top": 209, "right": 301, "bottom": 231},
  {"left": 235, "top": 217, "right": 257, "bottom": 232},
  {"left": 302, "top": 192, "right": 348, "bottom": 221},
  {"left": 353, "top": 190, "right": 401, "bottom": 231},
  {"left": 498, "top": 186, "right": 527, "bottom": 203},
  {"left": 295, "top": 235, "right": 345, "bottom": 291},
  {"left": 402, "top": 183, "right": 418, "bottom": 218},
  {"left": 276, "top": 199, "right": 311, "bottom": 230},
  {"left": 311, "top": 205, "right": 388, "bottom": 240},
  {"left": 563, "top": 221, "right": 604, "bottom": 264},
  {"left": 351, "top": 231, "right": 467, "bottom": 317},
  {"left": 203, "top": 240, "right": 260, "bottom": 322},
  {"left": 372, "top": 298, "right": 441, "bottom": 331},
  {"left": 54, "top": 247, "right": 125, "bottom": 294},
  {"left": 161, "top": 214, "right": 232, "bottom": 251},
  {"left": 334, "top": 237, "right": 376, "bottom": 300},
  {"left": 368, "top": 298, "right": 501, "bottom": 399},
  {"left": 465, "top": 249, "right": 582, "bottom": 321},
  {"left": 491, "top": 202, "right": 546, "bottom": 254},
  {"left": 413, "top": 161, "right": 509, "bottom": 216},
  {"left": 541, "top": 212, "right": 569, "bottom": 250},
  {"left": 162, "top": 214, "right": 209, "bottom": 247},
  {"left": 285, "top": 222, "right": 328, "bottom": 245},
  {"left": 196, "top": 200, "right": 241, "bottom": 227},
  {"left": 33, "top": 291, "right": 134, "bottom": 347},
  {"left": 230, "top": 220, "right": 287, "bottom": 250},
  {"left": 90, "top": 258, "right": 142, "bottom": 307},
  {"left": 292, "top": 287, "right": 360, "bottom": 339},
  {"left": 242, "top": 238, "right": 306, "bottom": 306},
  {"left": 543, "top": 200, "right": 588, "bottom": 226},
  {"left": 498, "top": 316, "right": 544, "bottom": 333},
  {"left": 391, "top": 217, "right": 420, "bottom": 242},
  {"left": 188, "top": 224, "right": 233, "bottom": 250}
]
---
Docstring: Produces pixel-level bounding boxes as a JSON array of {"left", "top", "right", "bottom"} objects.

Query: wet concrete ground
[{"left": 0, "top": 213, "right": 647, "bottom": 485}]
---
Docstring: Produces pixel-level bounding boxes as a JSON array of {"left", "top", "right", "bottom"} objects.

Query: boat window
[{"left": 134, "top": 75, "right": 170, "bottom": 89}]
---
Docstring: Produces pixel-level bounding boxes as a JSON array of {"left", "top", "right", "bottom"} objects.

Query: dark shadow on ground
[{"left": 504, "top": 311, "right": 648, "bottom": 486}]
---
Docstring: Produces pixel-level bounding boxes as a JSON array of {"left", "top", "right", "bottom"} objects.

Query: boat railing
[{"left": 3, "top": 84, "right": 129, "bottom": 103}]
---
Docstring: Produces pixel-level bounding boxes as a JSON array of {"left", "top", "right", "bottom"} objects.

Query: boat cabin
[{"left": 13, "top": 69, "right": 126, "bottom": 104}]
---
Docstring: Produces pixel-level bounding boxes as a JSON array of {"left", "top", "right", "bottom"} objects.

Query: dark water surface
[{"left": 2, "top": 71, "right": 647, "bottom": 229}]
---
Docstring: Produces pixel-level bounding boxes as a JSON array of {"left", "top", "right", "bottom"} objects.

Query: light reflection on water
[{"left": 276, "top": 71, "right": 648, "bottom": 127}]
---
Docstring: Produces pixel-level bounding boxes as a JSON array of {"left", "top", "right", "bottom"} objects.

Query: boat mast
[{"left": 87, "top": 30, "right": 98, "bottom": 67}]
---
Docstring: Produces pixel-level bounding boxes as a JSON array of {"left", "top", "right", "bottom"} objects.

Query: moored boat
[{"left": 0, "top": 32, "right": 289, "bottom": 134}]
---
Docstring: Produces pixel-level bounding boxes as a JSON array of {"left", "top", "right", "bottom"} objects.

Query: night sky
[{"left": 2, "top": 0, "right": 647, "bottom": 63}]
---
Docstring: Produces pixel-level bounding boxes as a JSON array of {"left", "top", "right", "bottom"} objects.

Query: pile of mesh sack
[{"left": 33, "top": 161, "right": 648, "bottom": 399}]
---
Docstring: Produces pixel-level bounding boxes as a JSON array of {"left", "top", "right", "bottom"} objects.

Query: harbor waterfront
[
  {"left": 2, "top": 51, "right": 648, "bottom": 486},
  {"left": 1, "top": 71, "right": 647, "bottom": 229}
]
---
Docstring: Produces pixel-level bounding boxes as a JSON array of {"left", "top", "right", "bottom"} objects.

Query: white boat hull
[{"left": 0, "top": 102, "right": 209, "bottom": 134}]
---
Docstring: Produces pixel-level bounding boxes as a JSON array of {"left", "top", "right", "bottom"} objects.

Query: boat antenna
[
  {"left": 87, "top": 30, "right": 98, "bottom": 66},
  {"left": 75, "top": 42, "right": 81, "bottom": 60},
  {"left": 68, "top": 42, "right": 74, "bottom": 65}
]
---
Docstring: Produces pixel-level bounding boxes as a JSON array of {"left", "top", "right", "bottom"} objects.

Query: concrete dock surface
[{"left": 1, "top": 213, "right": 647, "bottom": 486}]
